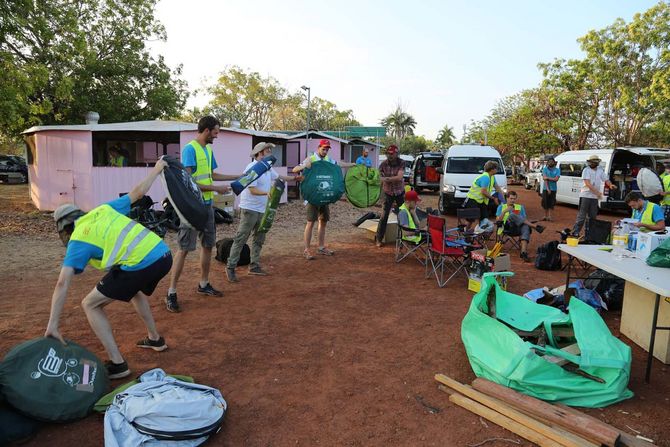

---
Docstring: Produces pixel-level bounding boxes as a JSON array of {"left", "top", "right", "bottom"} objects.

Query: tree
[
  {"left": 207, "top": 66, "right": 285, "bottom": 130},
  {"left": 307, "top": 97, "right": 360, "bottom": 130},
  {"left": 0, "top": 0, "right": 188, "bottom": 137},
  {"left": 436, "top": 124, "right": 456, "bottom": 148},
  {"left": 380, "top": 105, "right": 417, "bottom": 142}
]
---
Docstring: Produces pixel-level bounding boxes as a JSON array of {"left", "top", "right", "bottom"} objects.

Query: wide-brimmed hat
[
  {"left": 251, "top": 142, "right": 275, "bottom": 156},
  {"left": 54, "top": 203, "right": 83, "bottom": 232},
  {"left": 587, "top": 155, "right": 601, "bottom": 162}
]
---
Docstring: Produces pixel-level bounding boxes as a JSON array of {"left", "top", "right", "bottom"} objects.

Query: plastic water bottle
[{"left": 612, "top": 226, "right": 628, "bottom": 260}]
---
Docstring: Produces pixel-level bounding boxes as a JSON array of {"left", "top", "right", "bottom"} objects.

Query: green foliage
[
  {"left": 205, "top": 67, "right": 360, "bottom": 131},
  {"left": 380, "top": 105, "right": 417, "bottom": 142},
  {"left": 0, "top": 0, "right": 188, "bottom": 138},
  {"left": 436, "top": 124, "right": 456, "bottom": 149}
]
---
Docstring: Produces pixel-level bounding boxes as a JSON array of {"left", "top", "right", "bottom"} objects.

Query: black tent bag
[
  {"left": 215, "top": 238, "right": 250, "bottom": 266},
  {"left": 534, "top": 241, "right": 562, "bottom": 271},
  {"left": 159, "top": 155, "right": 208, "bottom": 231},
  {"left": 0, "top": 338, "right": 109, "bottom": 422}
]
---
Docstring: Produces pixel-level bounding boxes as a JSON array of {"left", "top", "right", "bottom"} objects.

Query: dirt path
[{"left": 0, "top": 185, "right": 668, "bottom": 446}]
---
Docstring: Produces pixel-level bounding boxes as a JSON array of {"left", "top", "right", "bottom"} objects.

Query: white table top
[{"left": 559, "top": 244, "right": 670, "bottom": 297}]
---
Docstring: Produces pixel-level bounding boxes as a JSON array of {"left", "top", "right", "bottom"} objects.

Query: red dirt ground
[{"left": 0, "top": 186, "right": 668, "bottom": 446}]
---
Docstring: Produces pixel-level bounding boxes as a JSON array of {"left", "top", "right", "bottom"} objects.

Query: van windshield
[{"left": 447, "top": 157, "right": 503, "bottom": 174}]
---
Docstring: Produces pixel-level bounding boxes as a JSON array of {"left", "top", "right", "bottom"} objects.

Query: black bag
[
  {"left": 584, "top": 269, "right": 625, "bottom": 311},
  {"left": 584, "top": 219, "right": 611, "bottom": 245},
  {"left": 215, "top": 238, "right": 250, "bottom": 266},
  {"left": 160, "top": 155, "right": 208, "bottom": 231},
  {"left": 213, "top": 207, "right": 233, "bottom": 225},
  {"left": 353, "top": 212, "right": 379, "bottom": 227},
  {"left": 534, "top": 241, "right": 562, "bottom": 271}
]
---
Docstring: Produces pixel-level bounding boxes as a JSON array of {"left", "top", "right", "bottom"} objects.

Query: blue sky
[{"left": 151, "top": 0, "right": 661, "bottom": 139}]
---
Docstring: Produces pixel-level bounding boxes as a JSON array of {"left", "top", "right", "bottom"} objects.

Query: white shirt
[
  {"left": 580, "top": 166, "right": 609, "bottom": 199},
  {"left": 239, "top": 160, "right": 279, "bottom": 213}
]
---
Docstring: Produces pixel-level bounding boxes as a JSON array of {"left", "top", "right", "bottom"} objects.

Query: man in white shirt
[
  {"left": 226, "top": 142, "right": 293, "bottom": 282},
  {"left": 572, "top": 154, "right": 616, "bottom": 236}
]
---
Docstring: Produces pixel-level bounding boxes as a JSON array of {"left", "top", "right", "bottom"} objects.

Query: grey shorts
[
  {"left": 306, "top": 204, "right": 330, "bottom": 222},
  {"left": 178, "top": 206, "right": 216, "bottom": 251}
]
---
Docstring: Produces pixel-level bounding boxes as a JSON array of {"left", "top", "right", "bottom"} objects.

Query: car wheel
[{"left": 438, "top": 193, "right": 449, "bottom": 215}]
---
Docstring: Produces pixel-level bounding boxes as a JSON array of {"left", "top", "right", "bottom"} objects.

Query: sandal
[
  {"left": 317, "top": 247, "right": 335, "bottom": 256},
  {"left": 303, "top": 249, "right": 315, "bottom": 260}
]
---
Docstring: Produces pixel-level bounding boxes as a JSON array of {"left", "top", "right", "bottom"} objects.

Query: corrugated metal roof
[
  {"left": 286, "top": 131, "right": 349, "bottom": 144},
  {"left": 22, "top": 120, "right": 293, "bottom": 139}
]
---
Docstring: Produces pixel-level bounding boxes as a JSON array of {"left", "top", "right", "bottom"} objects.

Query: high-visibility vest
[
  {"left": 662, "top": 175, "right": 670, "bottom": 206},
  {"left": 497, "top": 204, "right": 523, "bottom": 235},
  {"left": 399, "top": 203, "right": 421, "bottom": 243},
  {"left": 632, "top": 201, "right": 660, "bottom": 232},
  {"left": 110, "top": 156, "right": 126, "bottom": 167},
  {"left": 189, "top": 140, "right": 214, "bottom": 201},
  {"left": 466, "top": 173, "right": 494, "bottom": 204},
  {"left": 70, "top": 204, "right": 161, "bottom": 270},
  {"left": 310, "top": 153, "right": 333, "bottom": 163}
]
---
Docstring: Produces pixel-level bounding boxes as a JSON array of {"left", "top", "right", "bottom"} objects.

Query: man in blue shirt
[
  {"left": 166, "top": 116, "right": 241, "bottom": 313},
  {"left": 355, "top": 148, "right": 373, "bottom": 167},
  {"left": 625, "top": 192, "right": 666, "bottom": 232},
  {"left": 541, "top": 156, "right": 560, "bottom": 221}
]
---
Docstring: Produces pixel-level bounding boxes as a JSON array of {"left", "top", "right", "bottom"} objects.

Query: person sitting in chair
[
  {"left": 625, "top": 191, "right": 666, "bottom": 232},
  {"left": 496, "top": 191, "right": 544, "bottom": 262},
  {"left": 398, "top": 190, "right": 426, "bottom": 243}
]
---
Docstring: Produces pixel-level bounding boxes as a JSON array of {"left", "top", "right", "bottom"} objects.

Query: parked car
[
  {"left": 554, "top": 147, "right": 669, "bottom": 210},
  {"left": 437, "top": 144, "right": 507, "bottom": 214},
  {"left": 0, "top": 155, "right": 28, "bottom": 183},
  {"left": 409, "top": 152, "right": 443, "bottom": 192},
  {"left": 524, "top": 168, "right": 543, "bottom": 192}
]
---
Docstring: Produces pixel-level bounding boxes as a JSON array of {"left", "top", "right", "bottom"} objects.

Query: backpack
[
  {"left": 353, "top": 211, "right": 379, "bottom": 227},
  {"left": 215, "top": 238, "right": 250, "bottom": 266},
  {"left": 534, "top": 241, "right": 562, "bottom": 271},
  {"left": 104, "top": 368, "right": 226, "bottom": 447}
]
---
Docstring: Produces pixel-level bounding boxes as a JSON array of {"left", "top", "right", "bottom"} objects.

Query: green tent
[
  {"left": 300, "top": 160, "right": 345, "bottom": 206},
  {"left": 345, "top": 165, "right": 381, "bottom": 208},
  {"left": 461, "top": 272, "right": 633, "bottom": 408}
]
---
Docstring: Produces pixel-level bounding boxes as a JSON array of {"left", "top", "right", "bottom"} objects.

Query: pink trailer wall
[
  {"left": 288, "top": 138, "right": 343, "bottom": 164},
  {"left": 30, "top": 131, "right": 94, "bottom": 211}
]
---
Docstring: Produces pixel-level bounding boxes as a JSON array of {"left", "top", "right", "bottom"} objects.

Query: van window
[
  {"left": 446, "top": 157, "right": 502, "bottom": 174},
  {"left": 559, "top": 162, "right": 585, "bottom": 177}
]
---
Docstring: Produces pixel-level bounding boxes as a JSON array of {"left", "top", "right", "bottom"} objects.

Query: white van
[
  {"left": 554, "top": 148, "right": 670, "bottom": 210},
  {"left": 437, "top": 144, "right": 507, "bottom": 213}
]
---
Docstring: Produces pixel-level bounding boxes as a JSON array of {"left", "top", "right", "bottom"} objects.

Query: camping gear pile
[
  {"left": 524, "top": 280, "right": 609, "bottom": 313},
  {"left": 344, "top": 164, "right": 381, "bottom": 208},
  {"left": 231, "top": 155, "right": 277, "bottom": 195},
  {"left": 461, "top": 273, "right": 633, "bottom": 408},
  {"left": 300, "top": 160, "right": 345, "bottom": 205},
  {"left": 160, "top": 155, "right": 208, "bottom": 231}
]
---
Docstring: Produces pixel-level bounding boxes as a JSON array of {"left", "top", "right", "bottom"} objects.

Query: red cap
[
  {"left": 386, "top": 145, "right": 398, "bottom": 155},
  {"left": 318, "top": 139, "right": 331, "bottom": 148},
  {"left": 405, "top": 190, "right": 421, "bottom": 202}
]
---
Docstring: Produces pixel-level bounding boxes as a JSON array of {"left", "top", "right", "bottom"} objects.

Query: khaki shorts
[
  {"left": 178, "top": 206, "right": 216, "bottom": 251},
  {"left": 306, "top": 204, "right": 330, "bottom": 222}
]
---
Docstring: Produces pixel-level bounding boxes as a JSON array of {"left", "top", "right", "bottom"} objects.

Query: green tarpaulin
[
  {"left": 461, "top": 272, "right": 633, "bottom": 408},
  {"left": 345, "top": 165, "right": 381, "bottom": 208}
]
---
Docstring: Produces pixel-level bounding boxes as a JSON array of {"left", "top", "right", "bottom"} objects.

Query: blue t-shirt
[
  {"left": 63, "top": 196, "right": 170, "bottom": 274},
  {"left": 632, "top": 201, "right": 664, "bottom": 224},
  {"left": 182, "top": 143, "right": 219, "bottom": 204},
  {"left": 542, "top": 166, "right": 560, "bottom": 191},
  {"left": 355, "top": 156, "right": 372, "bottom": 167},
  {"left": 475, "top": 174, "right": 492, "bottom": 189},
  {"left": 496, "top": 203, "right": 526, "bottom": 219}
]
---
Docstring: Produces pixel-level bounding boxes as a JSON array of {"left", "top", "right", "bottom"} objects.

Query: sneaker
[
  {"left": 317, "top": 247, "right": 335, "bottom": 256},
  {"left": 535, "top": 224, "right": 545, "bottom": 234},
  {"left": 375, "top": 240, "right": 383, "bottom": 248},
  {"left": 303, "top": 249, "right": 315, "bottom": 260},
  {"left": 520, "top": 252, "right": 530, "bottom": 262},
  {"left": 197, "top": 283, "right": 223, "bottom": 297},
  {"left": 226, "top": 268, "right": 239, "bottom": 283},
  {"left": 166, "top": 292, "right": 181, "bottom": 313},
  {"left": 105, "top": 360, "right": 131, "bottom": 379},
  {"left": 248, "top": 265, "right": 268, "bottom": 276},
  {"left": 136, "top": 336, "right": 168, "bottom": 352}
]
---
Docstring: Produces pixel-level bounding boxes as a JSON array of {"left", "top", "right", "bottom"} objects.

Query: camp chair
[
  {"left": 425, "top": 214, "right": 471, "bottom": 288},
  {"left": 395, "top": 216, "right": 427, "bottom": 265},
  {"left": 457, "top": 207, "right": 492, "bottom": 249},
  {"left": 495, "top": 220, "right": 523, "bottom": 252}
]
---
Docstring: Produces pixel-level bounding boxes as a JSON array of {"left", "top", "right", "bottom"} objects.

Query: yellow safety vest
[
  {"left": 111, "top": 156, "right": 126, "bottom": 167},
  {"left": 466, "top": 173, "right": 494, "bottom": 204},
  {"left": 310, "top": 153, "right": 333, "bottom": 163},
  {"left": 399, "top": 203, "right": 421, "bottom": 243},
  {"left": 497, "top": 204, "right": 523, "bottom": 235},
  {"left": 189, "top": 140, "right": 214, "bottom": 201},
  {"left": 70, "top": 204, "right": 161, "bottom": 270},
  {"left": 632, "top": 201, "right": 659, "bottom": 232},
  {"left": 662, "top": 175, "right": 670, "bottom": 206}
]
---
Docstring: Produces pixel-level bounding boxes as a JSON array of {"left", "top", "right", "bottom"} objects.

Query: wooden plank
[
  {"left": 448, "top": 393, "right": 564, "bottom": 447},
  {"left": 472, "top": 377, "right": 620, "bottom": 447},
  {"left": 435, "top": 374, "right": 596, "bottom": 447},
  {"left": 543, "top": 343, "right": 581, "bottom": 366}
]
